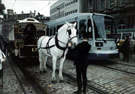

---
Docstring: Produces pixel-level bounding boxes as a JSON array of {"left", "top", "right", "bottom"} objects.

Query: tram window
[
  {"left": 79, "top": 20, "right": 86, "bottom": 39},
  {"left": 133, "top": 33, "right": 135, "bottom": 39},
  {"left": 54, "top": 28, "right": 56, "bottom": 35},
  {"left": 122, "top": 33, "right": 131, "bottom": 39},
  {"left": 47, "top": 28, "right": 49, "bottom": 36},
  {"left": 52, "top": 29, "right": 54, "bottom": 36},
  {"left": 50, "top": 29, "right": 52, "bottom": 36},
  {"left": 57, "top": 25, "right": 63, "bottom": 31},
  {"left": 87, "top": 19, "right": 92, "bottom": 39},
  {"left": 94, "top": 22, "right": 100, "bottom": 38},
  {"left": 46, "top": 28, "right": 49, "bottom": 36},
  {"left": 18, "top": 25, "right": 23, "bottom": 33}
]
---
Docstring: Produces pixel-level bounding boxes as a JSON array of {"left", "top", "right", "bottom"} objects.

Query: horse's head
[{"left": 66, "top": 21, "right": 78, "bottom": 47}]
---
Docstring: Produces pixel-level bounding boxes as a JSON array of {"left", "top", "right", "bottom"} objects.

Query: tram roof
[
  {"left": 46, "top": 13, "right": 113, "bottom": 26},
  {"left": 16, "top": 18, "right": 40, "bottom": 24}
]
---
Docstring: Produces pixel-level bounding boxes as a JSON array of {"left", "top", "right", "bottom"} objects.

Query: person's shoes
[
  {"left": 82, "top": 90, "right": 86, "bottom": 94},
  {"left": 83, "top": 91, "right": 86, "bottom": 94},
  {"left": 73, "top": 90, "right": 81, "bottom": 94}
]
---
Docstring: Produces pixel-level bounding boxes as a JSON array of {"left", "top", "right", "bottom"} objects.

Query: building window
[
  {"left": 120, "top": 0, "right": 127, "bottom": 6},
  {"left": 65, "top": 0, "right": 78, "bottom": 7},
  {"left": 101, "top": 0, "right": 105, "bottom": 11},
  {"left": 109, "top": 0, "right": 115, "bottom": 9}
]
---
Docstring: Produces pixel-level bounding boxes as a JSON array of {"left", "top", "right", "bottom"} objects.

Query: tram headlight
[
  {"left": 95, "top": 42, "right": 103, "bottom": 47},
  {"left": 117, "top": 43, "right": 120, "bottom": 46}
]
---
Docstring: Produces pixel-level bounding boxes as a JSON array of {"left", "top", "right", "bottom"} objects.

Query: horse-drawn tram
[
  {"left": 46, "top": 13, "right": 118, "bottom": 60},
  {"left": 8, "top": 18, "right": 47, "bottom": 58}
]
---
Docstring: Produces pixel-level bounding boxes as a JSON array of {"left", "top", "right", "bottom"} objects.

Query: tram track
[
  {"left": 110, "top": 59, "right": 135, "bottom": 68},
  {"left": 23, "top": 59, "right": 109, "bottom": 94},
  {"left": 100, "top": 60, "right": 135, "bottom": 76},
  {"left": 62, "top": 70, "right": 109, "bottom": 94},
  {"left": 10, "top": 56, "right": 48, "bottom": 94},
  {"left": 22, "top": 58, "right": 135, "bottom": 94},
  {"left": 9, "top": 58, "right": 27, "bottom": 94},
  {"left": 0, "top": 69, "right": 3, "bottom": 94},
  {"left": 13, "top": 57, "right": 135, "bottom": 94},
  {"left": 46, "top": 61, "right": 109, "bottom": 94},
  {"left": 19, "top": 67, "right": 48, "bottom": 94}
]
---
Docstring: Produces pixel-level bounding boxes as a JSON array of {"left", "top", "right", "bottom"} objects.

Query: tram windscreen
[{"left": 93, "top": 15, "right": 116, "bottom": 39}]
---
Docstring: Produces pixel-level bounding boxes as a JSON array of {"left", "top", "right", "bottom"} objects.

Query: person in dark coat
[
  {"left": 73, "top": 34, "right": 91, "bottom": 94},
  {"left": 122, "top": 36, "right": 130, "bottom": 61}
]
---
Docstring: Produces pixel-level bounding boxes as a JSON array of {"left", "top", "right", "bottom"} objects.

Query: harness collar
[{"left": 55, "top": 34, "right": 68, "bottom": 51}]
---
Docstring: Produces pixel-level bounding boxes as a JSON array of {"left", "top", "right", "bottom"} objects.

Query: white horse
[{"left": 37, "top": 22, "right": 78, "bottom": 82}]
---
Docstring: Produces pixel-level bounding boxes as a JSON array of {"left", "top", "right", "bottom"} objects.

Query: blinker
[{"left": 67, "top": 29, "right": 71, "bottom": 35}]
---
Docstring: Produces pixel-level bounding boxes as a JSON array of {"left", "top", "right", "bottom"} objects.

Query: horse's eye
[{"left": 68, "top": 30, "right": 71, "bottom": 35}]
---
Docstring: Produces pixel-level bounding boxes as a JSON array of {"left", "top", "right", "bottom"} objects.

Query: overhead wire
[
  {"left": 38, "top": 0, "right": 58, "bottom": 12},
  {"left": 12, "top": 0, "right": 16, "bottom": 9}
]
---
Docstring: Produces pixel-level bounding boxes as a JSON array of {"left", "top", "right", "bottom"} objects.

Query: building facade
[
  {"left": 50, "top": 0, "right": 135, "bottom": 29},
  {"left": 50, "top": 0, "right": 80, "bottom": 20},
  {"left": 89, "top": 0, "right": 135, "bottom": 29},
  {"left": 0, "top": 0, "right": 3, "bottom": 35},
  {"left": 0, "top": 0, "right": 5, "bottom": 15}
]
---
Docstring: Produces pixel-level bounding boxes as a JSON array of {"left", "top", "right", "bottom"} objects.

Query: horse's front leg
[
  {"left": 59, "top": 57, "right": 66, "bottom": 82},
  {"left": 52, "top": 57, "right": 57, "bottom": 83}
]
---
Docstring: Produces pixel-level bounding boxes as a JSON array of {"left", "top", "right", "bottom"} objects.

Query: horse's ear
[
  {"left": 73, "top": 22, "right": 77, "bottom": 27},
  {"left": 65, "top": 21, "right": 69, "bottom": 26}
]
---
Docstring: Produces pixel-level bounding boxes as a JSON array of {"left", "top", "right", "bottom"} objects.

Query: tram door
[
  {"left": 78, "top": 16, "right": 92, "bottom": 40},
  {"left": 78, "top": 16, "right": 87, "bottom": 40}
]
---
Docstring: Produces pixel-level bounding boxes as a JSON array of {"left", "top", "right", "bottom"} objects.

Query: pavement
[
  {"left": 1, "top": 57, "right": 36, "bottom": 94},
  {"left": 0, "top": 53, "right": 135, "bottom": 94}
]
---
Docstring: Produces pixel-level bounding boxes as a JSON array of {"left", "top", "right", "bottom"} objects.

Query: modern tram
[
  {"left": 46, "top": 13, "right": 118, "bottom": 60},
  {"left": 8, "top": 18, "right": 47, "bottom": 59}
]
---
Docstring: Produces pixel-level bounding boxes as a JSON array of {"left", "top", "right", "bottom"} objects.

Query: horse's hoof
[
  {"left": 51, "top": 80, "right": 57, "bottom": 84},
  {"left": 40, "top": 71, "right": 44, "bottom": 74},
  {"left": 59, "top": 80, "right": 65, "bottom": 83},
  {"left": 43, "top": 70, "right": 47, "bottom": 73},
  {"left": 39, "top": 71, "right": 42, "bottom": 74}
]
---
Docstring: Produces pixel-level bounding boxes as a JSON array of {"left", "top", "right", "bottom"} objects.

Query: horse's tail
[{"left": 37, "top": 36, "right": 46, "bottom": 50}]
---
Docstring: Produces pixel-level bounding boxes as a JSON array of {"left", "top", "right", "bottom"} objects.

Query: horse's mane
[{"left": 58, "top": 24, "right": 68, "bottom": 34}]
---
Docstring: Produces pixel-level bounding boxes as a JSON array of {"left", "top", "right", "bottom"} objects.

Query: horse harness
[{"left": 38, "top": 27, "right": 77, "bottom": 59}]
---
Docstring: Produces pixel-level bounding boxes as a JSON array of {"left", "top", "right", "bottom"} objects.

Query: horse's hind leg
[
  {"left": 43, "top": 56, "right": 48, "bottom": 73},
  {"left": 39, "top": 51, "right": 44, "bottom": 73}
]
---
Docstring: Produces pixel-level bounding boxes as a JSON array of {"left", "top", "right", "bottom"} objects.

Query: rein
[{"left": 69, "top": 36, "right": 77, "bottom": 42}]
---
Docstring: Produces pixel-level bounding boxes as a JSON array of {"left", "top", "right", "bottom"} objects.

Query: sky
[{"left": 2, "top": 0, "right": 58, "bottom": 16}]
